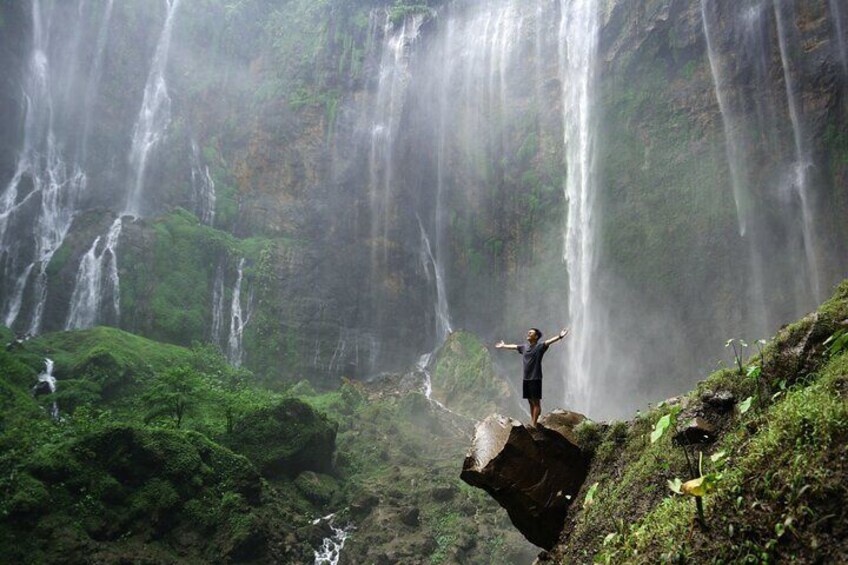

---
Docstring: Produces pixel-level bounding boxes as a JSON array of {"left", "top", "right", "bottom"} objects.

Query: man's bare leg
[{"left": 529, "top": 399, "right": 541, "bottom": 427}]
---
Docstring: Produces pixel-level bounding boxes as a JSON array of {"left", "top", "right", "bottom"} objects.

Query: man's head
[{"left": 527, "top": 328, "right": 543, "bottom": 343}]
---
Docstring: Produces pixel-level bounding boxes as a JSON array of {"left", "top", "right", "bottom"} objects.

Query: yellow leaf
[{"left": 681, "top": 477, "right": 706, "bottom": 497}]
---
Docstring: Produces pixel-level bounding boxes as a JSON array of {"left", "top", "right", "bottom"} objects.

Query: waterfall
[
  {"left": 190, "top": 140, "right": 216, "bottom": 226},
  {"left": 125, "top": 0, "right": 182, "bottom": 217},
  {"left": 773, "top": 0, "right": 821, "bottom": 301},
  {"left": 418, "top": 218, "right": 452, "bottom": 346},
  {"left": 80, "top": 0, "right": 116, "bottom": 162},
  {"left": 227, "top": 258, "right": 252, "bottom": 366},
  {"left": 701, "top": 0, "right": 750, "bottom": 236},
  {"left": 65, "top": 217, "right": 123, "bottom": 330},
  {"left": 34, "top": 358, "right": 59, "bottom": 420},
  {"left": 211, "top": 262, "right": 226, "bottom": 346},
  {"left": 0, "top": 0, "right": 99, "bottom": 332},
  {"left": 559, "top": 0, "right": 601, "bottom": 412},
  {"left": 368, "top": 12, "right": 424, "bottom": 263},
  {"left": 312, "top": 514, "right": 353, "bottom": 565}
]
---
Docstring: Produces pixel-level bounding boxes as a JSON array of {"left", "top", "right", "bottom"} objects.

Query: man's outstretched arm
[
  {"left": 495, "top": 340, "right": 520, "bottom": 350},
  {"left": 544, "top": 328, "right": 570, "bottom": 347}
]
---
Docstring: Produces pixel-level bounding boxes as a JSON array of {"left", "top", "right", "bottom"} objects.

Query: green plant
[
  {"left": 725, "top": 338, "right": 748, "bottom": 375},
  {"left": 823, "top": 328, "right": 847, "bottom": 356},
  {"left": 141, "top": 366, "right": 204, "bottom": 428}
]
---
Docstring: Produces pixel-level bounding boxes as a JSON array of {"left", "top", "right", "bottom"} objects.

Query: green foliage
[
  {"left": 142, "top": 365, "right": 204, "bottom": 428},
  {"left": 574, "top": 420, "right": 603, "bottom": 453}
]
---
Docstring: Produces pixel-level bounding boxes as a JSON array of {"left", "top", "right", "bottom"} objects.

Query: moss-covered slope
[{"left": 545, "top": 281, "right": 848, "bottom": 564}]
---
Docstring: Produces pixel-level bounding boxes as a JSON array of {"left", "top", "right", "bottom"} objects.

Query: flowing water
[
  {"left": 559, "top": 0, "right": 601, "bottom": 412},
  {"left": 66, "top": 217, "right": 123, "bottom": 330},
  {"left": 125, "top": 0, "right": 182, "bottom": 217},
  {"left": 312, "top": 514, "right": 353, "bottom": 565},
  {"left": 227, "top": 258, "right": 251, "bottom": 366},
  {"left": 190, "top": 140, "right": 216, "bottom": 226},
  {"left": 34, "top": 358, "right": 59, "bottom": 420}
]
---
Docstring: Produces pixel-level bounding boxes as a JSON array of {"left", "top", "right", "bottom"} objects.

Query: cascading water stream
[
  {"left": 126, "top": 0, "right": 181, "bottom": 217},
  {"left": 312, "top": 514, "right": 353, "bottom": 565},
  {"left": 65, "top": 217, "right": 122, "bottom": 330},
  {"left": 227, "top": 258, "right": 252, "bottom": 366},
  {"left": 190, "top": 140, "right": 216, "bottom": 226},
  {"left": 0, "top": 0, "right": 98, "bottom": 332},
  {"left": 773, "top": 0, "right": 821, "bottom": 301},
  {"left": 559, "top": 0, "right": 600, "bottom": 413},
  {"left": 34, "top": 358, "right": 59, "bottom": 420},
  {"left": 211, "top": 262, "right": 226, "bottom": 346},
  {"left": 65, "top": 0, "right": 181, "bottom": 331}
]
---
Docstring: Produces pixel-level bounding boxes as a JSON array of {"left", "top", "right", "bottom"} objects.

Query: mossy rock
[
  {"left": 227, "top": 398, "right": 337, "bottom": 478},
  {"left": 431, "top": 331, "right": 514, "bottom": 420},
  {"left": 294, "top": 470, "right": 339, "bottom": 505}
]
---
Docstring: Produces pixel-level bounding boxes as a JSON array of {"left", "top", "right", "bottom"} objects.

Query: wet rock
[
  {"left": 460, "top": 411, "right": 590, "bottom": 549},
  {"left": 673, "top": 417, "right": 717, "bottom": 445}
]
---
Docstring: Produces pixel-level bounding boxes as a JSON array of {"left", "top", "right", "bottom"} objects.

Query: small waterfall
[
  {"left": 773, "top": 0, "right": 821, "bottom": 301},
  {"left": 65, "top": 218, "right": 123, "bottom": 330},
  {"left": 559, "top": 0, "right": 601, "bottom": 412},
  {"left": 227, "top": 258, "right": 252, "bottom": 366},
  {"left": 190, "top": 140, "right": 216, "bottom": 225},
  {"left": 34, "top": 358, "right": 59, "bottom": 420},
  {"left": 313, "top": 514, "right": 353, "bottom": 565},
  {"left": 125, "top": 0, "right": 182, "bottom": 217},
  {"left": 211, "top": 262, "right": 226, "bottom": 345},
  {"left": 418, "top": 218, "right": 452, "bottom": 346}
]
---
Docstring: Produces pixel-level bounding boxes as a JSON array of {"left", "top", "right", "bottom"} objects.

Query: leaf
[
  {"left": 746, "top": 365, "right": 761, "bottom": 379},
  {"left": 583, "top": 482, "right": 599, "bottom": 509},
  {"left": 667, "top": 478, "right": 683, "bottom": 494},
  {"left": 739, "top": 396, "right": 753, "bottom": 414},
  {"left": 739, "top": 340, "right": 748, "bottom": 348},
  {"left": 650, "top": 414, "right": 671, "bottom": 444},
  {"left": 725, "top": 339, "right": 734, "bottom": 347},
  {"left": 603, "top": 532, "right": 617, "bottom": 546}
]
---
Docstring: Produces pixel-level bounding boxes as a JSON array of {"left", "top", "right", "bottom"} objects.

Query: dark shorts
[{"left": 523, "top": 379, "right": 542, "bottom": 399}]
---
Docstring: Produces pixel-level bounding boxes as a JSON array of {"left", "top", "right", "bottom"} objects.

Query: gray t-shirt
[{"left": 516, "top": 341, "right": 549, "bottom": 381}]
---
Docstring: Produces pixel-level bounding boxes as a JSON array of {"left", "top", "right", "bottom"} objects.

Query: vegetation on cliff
[{"left": 545, "top": 281, "right": 848, "bottom": 564}]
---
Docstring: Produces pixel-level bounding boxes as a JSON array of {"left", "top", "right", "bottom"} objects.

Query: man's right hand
[{"left": 495, "top": 340, "right": 505, "bottom": 348}]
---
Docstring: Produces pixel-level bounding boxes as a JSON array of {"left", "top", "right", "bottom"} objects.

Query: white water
[
  {"left": 80, "top": 0, "right": 115, "bottom": 162},
  {"left": 35, "top": 358, "right": 59, "bottom": 420},
  {"left": 227, "top": 258, "right": 252, "bottom": 366},
  {"left": 125, "top": 0, "right": 182, "bottom": 216},
  {"left": 418, "top": 218, "right": 452, "bottom": 345},
  {"left": 559, "top": 0, "right": 601, "bottom": 413},
  {"left": 367, "top": 12, "right": 424, "bottom": 265},
  {"left": 211, "top": 262, "right": 226, "bottom": 345},
  {"left": 65, "top": 217, "right": 123, "bottom": 329},
  {"left": 0, "top": 0, "right": 93, "bottom": 331},
  {"left": 190, "top": 140, "right": 216, "bottom": 225},
  {"left": 313, "top": 514, "right": 353, "bottom": 565},
  {"left": 773, "top": 0, "right": 821, "bottom": 301}
]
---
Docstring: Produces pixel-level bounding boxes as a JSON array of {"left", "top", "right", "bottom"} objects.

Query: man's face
[{"left": 527, "top": 329, "right": 539, "bottom": 342}]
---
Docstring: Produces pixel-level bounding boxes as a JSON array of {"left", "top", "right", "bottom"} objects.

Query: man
[{"left": 496, "top": 327, "right": 570, "bottom": 427}]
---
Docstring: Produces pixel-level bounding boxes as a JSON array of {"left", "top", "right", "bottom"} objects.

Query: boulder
[
  {"left": 673, "top": 417, "right": 717, "bottom": 445},
  {"left": 460, "top": 411, "right": 590, "bottom": 549}
]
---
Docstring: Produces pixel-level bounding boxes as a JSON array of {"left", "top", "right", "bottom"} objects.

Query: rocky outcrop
[{"left": 460, "top": 411, "right": 590, "bottom": 549}]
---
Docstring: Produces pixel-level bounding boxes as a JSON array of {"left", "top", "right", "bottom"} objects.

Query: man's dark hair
[{"left": 531, "top": 328, "right": 543, "bottom": 340}]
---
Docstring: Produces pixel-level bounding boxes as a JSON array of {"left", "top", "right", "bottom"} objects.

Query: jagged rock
[
  {"left": 673, "top": 417, "right": 717, "bottom": 445},
  {"left": 400, "top": 506, "right": 420, "bottom": 527},
  {"left": 460, "top": 411, "right": 590, "bottom": 549}
]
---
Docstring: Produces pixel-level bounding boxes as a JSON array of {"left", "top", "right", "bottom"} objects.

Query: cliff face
[{"left": 0, "top": 0, "right": 846, "bottom": 406}]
